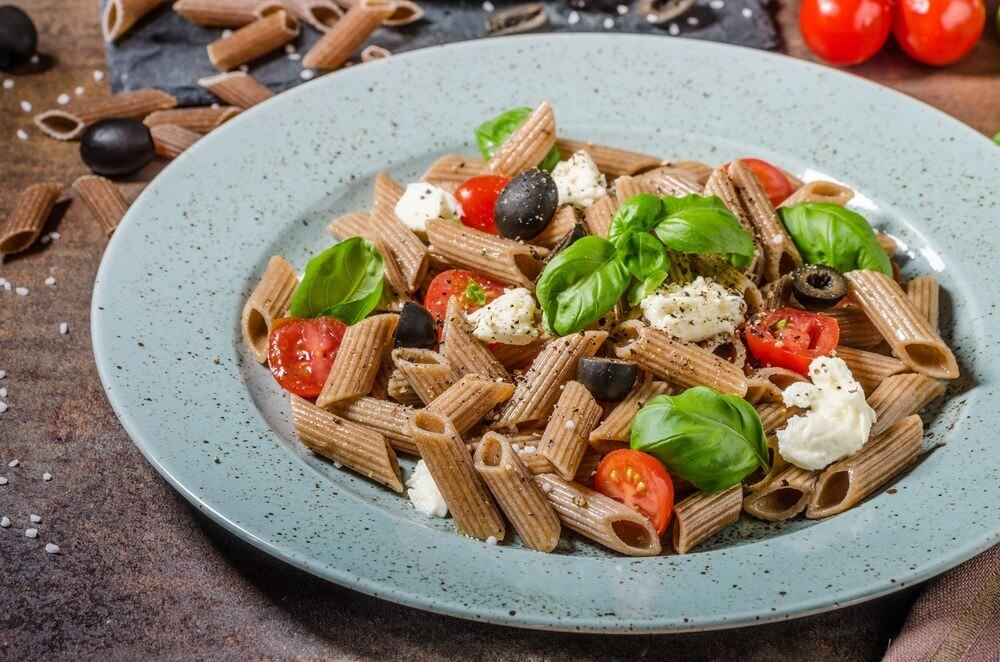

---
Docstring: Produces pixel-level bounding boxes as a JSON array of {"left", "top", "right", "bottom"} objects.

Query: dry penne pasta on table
[{"left": 244, "top": 103, "right": 957, "bottom": 556}]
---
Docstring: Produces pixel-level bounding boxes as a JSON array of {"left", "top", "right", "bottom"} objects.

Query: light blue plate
[{"left": 92, "top": 35, "right": 1000, "bottom": 632}]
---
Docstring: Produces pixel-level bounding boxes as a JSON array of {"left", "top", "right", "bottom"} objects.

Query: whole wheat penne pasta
[
  {"left": 666, "top": 160, "right": 713, "bottom": 186},
  {"left": 291, "top": 395, "right": 403, "bottom": 491},
  {"left": 421, "top": 154, "right": 486, "bottom": 189},
  {"left": 425, "top": 218, "right": 547, "bottom": 289},
  {"left": 875, "top": 232, "right": 897, "bottom": 257},
  {"left": 745, "top": 377, "right": 782, "bottom": 405},
  {"left": 742, "top": 434, "right": 788, "bottom": 494},
  {"left": 316, "top": 314, "right": 398, "bottom": 407},
  {"left": 905, "top": 275, "right": 939, "bottom": 333},
  {"left": 612, "top": 175, "right": 656, "bottom": 202},
  {"left": 371, "top": 173, "right": 430, "bottom": 292},
  {"left": 834, "top": 345, "right": 907, "bottom": 395},
  {"left": 292, "top": 0, "right": 344, "bottom": 30},
  {"left": 727, "top": 160, "right": 803, "bottom": 281},
  {"left": 103, "top": 0, "right": 165, "bottom": 42},
  {"left": 474, "top": 433, "right": 561, "bottom": 552},
  {"left": 511, "top": 446, "right": 600, "bottom": 485},
  {"left": 143, "top": 106, "right": 241, "bottom": 133},
  {"left": 705, "top": 331, "right": 748, "bottom": 369},
  {"left": 240, "top": 255, "right": 298, "bottom": 363},
  {"left": 534, "top": 474, "right": 661, "bottom": 556},
  {"left": 369, "top": 342, "right": 394, "bottom": 399},
  {"left": 486, "top": 101, "right": 556, "bottom": 176},
  {"left": 845, "top": 270, "right": 958, "bottom": 379},
  {"left": 327, "top": 211, "right": 371, "bottom": 240},
  {"left": 868, "top": 372, "right": 944, "bottom": 437},
  {"left": 35, "top": 89, "right": 177, "bottom": 141},
  {"left": 537, "top": 381, "right": 603, "bottom": 480},
  {"left": 440, "top": 297, "right": 509, "bottom": 381},
  {"left": 173, "top": 0, "right": 259, "bottom": 26},
  {"left": 495, "top": 331, "right": 607, "bottom": 428},
  {"left": 207, "top": 10, "right": 300, "bottom": 71},
  {"left": 554, "top": 138, "right": 661, "bottom": 177},
  {"left": 302, "top": 0, "right": 395, "bottom": 69},
  {"left": 490, "top": 338, "right": 548, "bottom": 370},
  {"left": 582, "top": 192, "right": 617, "bottom": 237},
  {"left": 198, "top": 71, "right": 275, "bottom": 108},
  {"left": 634, "top": 165, "right": 702, "bottom": 196},
  {"left": 330, "top": 396, "right": 418, "bottom": 455},
  {"left": 743, "top": 465, "right": 817, "bottom": 521},
  {"left": 383, "top": 0, "right": 422, "bottom": 24},
  {"left": 671, "top": 485, "right": 742, "bottom": 554},
  {"left": 427, "top": 374, "right": 515, "bottom": 435},
  {"left": 754, "top": 402, "right": 787, "bottom": 435},
  {"left": 514, "top": 445, "right": 556, "bottom": 475},
  {"left": 778, "top": 180, "right": 854, "bottom": 207},
  {"left": 753, "top": 366, "right": 807, "bottom": 391},
  {"left": 589, "top": 374, "right": 670, "bottom": 452},
  {"left": 410, "top": 411, "right": 505, "bottom": 540},
  {"left": 391, "top": 348, "right": 455, "bottom": 404},
  {"left": 372, "top": 239, "right": 408, "bottom": 297},
  {"left": 72, "top": 176, "right": 128, "bottom": 236},
  {"left": 703, "top": 165, "right": 765, "bottom": 282},
  {"left": 387, "top": 367, "right": 422, "bottom": 405},
  {"left": 360, "top": 44, "right": 390, "bottom": 62},
  {"left": 760, "top": 272, "right": 792, "bottom": 310},
  {"left": 530, "top": 205, "right": 579, "bottom": 249},
  {"left": 825, "top": 305, "right": 885, "bottom": 349},
  {"left": 0, "top": 182, "right": 62, "bottom": 255},
  {"left": 807, "top": 415, "right": 923, "bottom": 518},
  {"left": 149, "top": 123, "right": 201, "bottom": 159}
]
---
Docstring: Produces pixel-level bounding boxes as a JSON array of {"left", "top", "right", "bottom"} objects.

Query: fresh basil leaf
[
  {"left": 617, "top": 232, "right": 670, "bottom": 307},
  {"left": 535, "top": 236, "right": 630, "bottom": 336},
  {"left": 607, "top": 193, "right": 664, "bottom": 244},
  {"left": 474, "top": 107, "right": 560, "bottom": 171},
  {"left": 630, "top": 387, "right": 769, "bottom": 492},
  {"left": 653, "top": 194, "right": 755, "bottom": 269},
  {"left": 465, "top": 280, "right": 487, "bottom": 306},
  {"left": 289, "top": 237, "right": 385, "bottom": 324},
  {"left": 780, "top": 202, "right": 892, "bottom": 276}
]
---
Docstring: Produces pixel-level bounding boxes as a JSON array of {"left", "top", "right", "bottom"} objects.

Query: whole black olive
[
  {"left": 0, "top": 5, "right": 38, "bottom": 71},
  {"left": 494, "top": 168, "right": 559, "bottom": 241},
  {"left": 80, "top": 119, "right": 154, "bottom": 177},
  {"left": 394, "top": 301, "right": 437, "bottom": 349},
  {"left": 790, "top": 265, "right": 847, "bottom": 310},
  {"left": 577, "top": 357, "right": 638, "bottom": 401}
]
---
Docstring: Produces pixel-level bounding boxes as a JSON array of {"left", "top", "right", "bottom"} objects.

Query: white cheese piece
[
  {"left": 776, "top": 356, "right": 876, "bottom": 470},
  {"left": 551, "top": 150, "right": 607, "bottom": 208},
  {"left": 466, "top": 287, "right": 540, "bottom": 345},
  {"left": 406, "top": 460, "right": 448, "bottom": 518},
  {"left": 393, "top": 182, "right": 463, "bottom": 232},
  {"left": 639, "top": 276, "right": 746, "bottom": 343}
]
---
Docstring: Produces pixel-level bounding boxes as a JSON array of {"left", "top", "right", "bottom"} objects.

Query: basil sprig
[
  {"left": 780, "top": 202, "right": 892, "bottom": 277},
  {"left": 289, "top": 237, "right": 385, "bottom": 324},
  {"left": 474, "top": 107, "right": 560, "bottom": 171},
  {"left": 653, "top": 195, "right": 755, "bottom": 269},
  {"left": 631, "top": 387, "right": 769, "bottom": 493}
]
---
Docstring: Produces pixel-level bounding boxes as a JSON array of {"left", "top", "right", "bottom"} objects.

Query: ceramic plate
[{"left": 92, "top": 35, "right": 1000, "bottom": 632}]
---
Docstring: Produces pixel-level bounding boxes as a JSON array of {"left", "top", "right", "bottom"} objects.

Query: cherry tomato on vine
[
  {"left": 595, "top": 450, "right": 675, "bottom": 536},
  {"left": 799, "top": 0, "right": 892, "bottom": 65},
  {"left": 266, "top": 317, "right": 346, "bottom": 398},
  {"left": 739, "top": 158, "right": 795, "bottom": 207},
  {"left": 892, "top": 0, "right": 985, "bottom": 66},
  {"left": 454, "top": 174, "right": 511, "bottom": 235}
]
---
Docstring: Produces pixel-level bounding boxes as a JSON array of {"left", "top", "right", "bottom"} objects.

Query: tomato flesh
[
  {"left": 266, "top": 317, "right": 346, "bottom": 398},
  {"left": 892, "top": 0, "right": 985, "bottom": 66},
  {"left": 423, "top": 269, "right": 506, "bottom": 340},
  {"left": 594, "top": 449, "right": 674, "bottom": 536},
  {"left": 455, "top": 175, "right": 510, "bottom": 235},
  {"left": 799, "top": 0, "right": 892, "bottom": 65},
  {"left": 744, "top": 307, "right": 840, "bottom": 375},
  {"left": 739, "top": 158, "right": 795, "bottom": 207}
]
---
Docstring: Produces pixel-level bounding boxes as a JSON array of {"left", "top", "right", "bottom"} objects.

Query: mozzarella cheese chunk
[
  {"left": 776, "top": 356, "right": 876, "bottom": 471},
  {"left": 393, "top": 182, "right": 463, "bottom": 232},
  {"left": 406, "top": 460, "right": 448, "bottom": 518},
  {"left": 639, "top": 276, "right": 746, "bottom": 343},
  {"left": 551, "top": 150, "right": 607, "bottom": 208},
  {"left": 466, "top": 287, "right": 540, "bottom": 345}
]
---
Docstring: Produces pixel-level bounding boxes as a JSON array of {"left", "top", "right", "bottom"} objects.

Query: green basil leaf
[
  {"left": 474, "top": 107, "right": 560, "bottom": 171},
  {"left": 607, "top": 193, "right": 664, "bottom": 244},
  {"left": 779, "top": 202, "right": 892, "bottom": 276},
  {"left": 627, "top": 272, "right": 667, "bottom": 307},
  {"left": 630, "top": 387, "right": 769, "bottom": 492},
  {"left": 653, "top": 194, "right": 755, "bottom": 269},
  {"left": 289, "top": 237, "right": 385, "bottom": 325},
  {"left": 465, "top": 280, "right": 487, "bottom": 306},
  {"left": 617, "top": 232, "right": 670, "bottom": 307},
  {"left": 535, "top": 236, "right": 630, "bottom": 336}
]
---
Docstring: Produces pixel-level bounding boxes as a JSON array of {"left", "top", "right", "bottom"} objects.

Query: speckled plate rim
[{"left": 92, "top": 34, "right": 1000, "bottom": 633}]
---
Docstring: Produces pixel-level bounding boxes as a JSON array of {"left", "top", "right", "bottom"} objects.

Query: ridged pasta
[
  {"left": 743, "top": 465, "right": 817, "bottom": 521},
  {"left": 173, "top": 0, "right": 260, "bottom": 26},
  {"left": 671, "top": 485, "right": 742, "bottom": 554},
  {"left": 72, "top": 176, "right": 129, "bottom": 236},
  {"left": 554, "top": 138, "right": 661, "bottom": 177},
  {"left": 490, "top": 339, "right": 548, "bottom": 370},
  {"left": 143, "top": 106, "right": 241, "bottom": 133},
  {"left": 760, "top": 273, "right": 792, "bottom": 310},
  {"left": 421, "top": 154, "right": 486, "bottom": 190},
  {"left": 834, "top": 345, "right": 907, "bottom": 395},
  {"left": 391, "top": 348, "right": 456, "bottom": 404},
  {"left": 330, "top": 396, "right": 418, "bottom": 455},
  {"left": 530, "top": 205, "right": 580, "bottom": 249},
  {"left": 868, "top": 372, "right": 944, "bottom": 437},
  {"left": 486, "top": 101, "right": 556, "bottom": 176},
  {"left": 198, "top": 71, "right": 276, "bottom": 108},
  {"left": 582, "top": 193, "right": 617, "bottom": 237},
  {"left": 302, "top": 0, "right": 394, "bottom": 69},
  {"left": 537, "top": 381, "right": 603, "bottom": 480},
  {"left": 441, "top": 297, "right": 509, "bottom": 381},
  {"left": 754, "top": 402, "right": 788, "bottom": 435},
  {"left": 826, "top": 305, "right": 885, "bottom": 350},
  {"left": 316, "top": 314, "right": 398, "bottom": 407},
  {"left": 0, "top": 182, "right": 61, "bottom": 255},
  {"left": 103, "top": 0, "right": 164, "bottom": 42},
  {"left": 387, "top": 367, "right": 422, "bottom": 405},
  {"left": 703, "top": 165, "right": 765, "bottom": 282},
  {"left": 207, "top": 10, "right": 300, "bottom": 71},
  {"left": 425, "top": 218, "right": 547, "bottom": 289},
  {"left": 35, "top": 89, "right": 177, "bottom": 141},
  {"left": 779, "top": 180, "right": 854, "bottom": 207},
  {"left": 150, "top": 124, "right": 202, "bottom": 159},
  {"left": 742, "top": 434, "right": 788, "bottom": 494},
  {"left": 241, "top": 255, "right": 297, "bottom": 363},
  {"left": 905, "top": 275, "right": 939, "bottom": 333},
  {"left": 612, "top": 174, "right": 656, "bottom": 202},
  {"left": 634, "top": 165, "right": 702, "bottom": 196},
  {"left": 426, "top": 374, "right": 515, "bottom": 435},
  {"left": 589, "top": 374, "right": 670, "bottom": 452}
]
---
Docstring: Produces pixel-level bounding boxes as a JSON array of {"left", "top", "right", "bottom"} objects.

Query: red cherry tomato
[
  {"left": 454, "top": 175, "right": 510, "bottom": 235},
  {"left": 892, "top": 0, "right": 985, "bottom": 66},
  {"left": 744, "top": 307, "right": 841, "bottom": 375},
  {"left": 799, "top": 0, "right": 893, "bottom": 65},
  {"left": 266, "top": 317, "right": 346, "bottom": 398},
  {"left": 739, "top": 158, "right": 795, "bottom": 207},
  {"left": 595, "top": 450, "right": 675, "bottom": 536},
  {"left": 423, "top": 269, "right": 506, "bottom": 339}
]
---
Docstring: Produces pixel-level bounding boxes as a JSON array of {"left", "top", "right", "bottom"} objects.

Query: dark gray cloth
[{"left": 100, "top": 0, "right": 780, "bottom": 106}]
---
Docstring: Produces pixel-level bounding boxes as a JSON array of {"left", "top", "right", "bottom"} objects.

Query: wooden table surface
[{"left": 1, "top": 1, "right": 997, "bottom": 659}]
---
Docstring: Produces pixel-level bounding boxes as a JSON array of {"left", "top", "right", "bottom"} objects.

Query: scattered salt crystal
[
  {"left": 668, "top": 22, "right": 680, "bottom": 35},
  {"left": 687, "top": 16, "right": 699, "bottom": 25},
  {"left": 93, "top": 70, "right": 105, "bottom": 82},
  {"left": 45, "top": 543, "right": 60, "bottom": 554},
  {"left": 0, "top": 388, "right": 6, "bottom": 398},
  {"left": 0, "top": 517, "right": 9, "bottom": 528},
  {"left": 30, "top": 55, "right": 38, "bottom": 64},
  {"left": 222, "top": 29, "right": 234, "bottom": 38},
  {"left": 0, "top": 476, "right": 7, "bottom": 484},
  {"left": 540, "top": 482, "right": 552, "bottom": 493},
  {"left": 646, "top": 13, "right": 659, "bottom": 22},
  {"left": 43, "top": 473, "right": 52, "bottom": 481},
  {"left": 57, "top": 93, "right": 71, "bottom": 105},
  {"left": 30, "top": 514, "right": 40, "bottom": 523},
  {"left": 2, "top": 281, "right": 10, "bottom": 290},
  {"left": 238, "top": 64, "right": 249, "bottom": 72},
  {"left": 482, "top": 1, "right": 494, "bottom": 11},
  {"left": 742, "top": 7, "right": 753, "bottom": 18},
  {"left": 512, "top": 443, "right": 522, "bottom": 451},
  {"left": 300, "top": 68, "right": 315, "bottom": 80},
  {"left": 709, "top": 0, "right": 725, "bottom": 8},
  {"left": 564, "top": 419, "right": 575, "bottom": 430},
  {"left": 287, "top": 52, "right": 301, "bottom": 61},
  {"left": 25, "top": 528, "right": 38, "bottom": 538},
  {"left": 2, "top": 79, "right": 13, "bottom": 90},
  {"left": 333, "top": 461, "right": 343, "bottom": 468},
  {"left": 8, "top": 460, "right": 19, "bottom": 468},
  {"left": 49, "top": 231, "right": 60, "bottom": 240},
  {"left": 603, "top": 17, "right": 614, "bottom": 29},
  {"left": 16, "top": 129, "right": 28, "bottom": 141},
  {"left": 567, "top": 10, "right": 580, "bottom": 24},
  {"left": 617, "top": 4, "right": 628, "bottom": 14},
  {"left": 210, "top": 102, "right": 219, "bottom": 109},
  {"left": 45, "top": 276, "right": 55, "bottom": 286},
  {"left": 284, "top": 43, "right": 296, "bottom": 54},
  {"left": 0, "top": 404, "right": 7, "bottom": 415},
  {"left": 75, "top": 86, "right": 84, "bottom": 96},
  {"left": 15, "top": 287, "right": 28, "bottom": 297},
  {"left": 20, "top": 100, "right": 31, "bottom": 112},
  {"left": 59, "top": 323, "right": 68, "bottom": 335},
  {"left": 0, "top": 371, "right": 6, "bottom": 379},
  {"left": 485, "top": 535, "right": 497, "bottom": 545}
]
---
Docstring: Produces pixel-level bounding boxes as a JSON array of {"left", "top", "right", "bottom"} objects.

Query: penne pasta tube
[
  {"left": 834, "top": 345, "right": 907, "bottom": 396},
  {"left": 441, "top": 297, "right": 509, "bottom": 381},
  {"left": 486, "top": 101, "right": 556, "bottom": 176},
  {"left": 868, "top": 372, "right": 944, "bottom": 437},
  {"left": 291, "top": 395, "right": 403, "bottom": 492},
  {"left": 845, "top": 270, "right": 958, "bottom": 379},
  {"left": 666, "top": 160, "right": 713, "bottom": 186},
  {"left": 530, "top": 205, "right": 579, "bottom": 249},
  {"left": 372, "top": 172, "right": 429, "bottom": 292},
  {"left": 368, "top": 342, "right": 394, "bottom": 399},
  {"left": 391, "top": 348, "right": 455, "bottom": 404},
  {"left": 744, "top": 377, "right": 782, "bottom": 405},
  {"left": 554, "top": 138, "right": 661, "bottom": 177},
  {"left": 743, "top": 465, "right": 816, "bottom": 521},
  {"left": 634, "top": 165, "right": 702, "bottom": 196},
  {"left": 359, "top": 44, "right": 390, "bottom": 62},
  {"left": 474, "top": 433, "right": 561, "bottom": 552},
  {"left": 425, "top": 218, "right": 547, "bottom": 289},
  {"left": 742, "top": 434, "right": 788, "bottom": 494},
  {"left": 490, "top": 338, "right": 548, "bottom": 370},
  {"left": 316, "top": 314, "right": 397, "bottom": 407},
  {"left": 375, "top": 239, "right": 408, "bottom": 297},
  {"left": 173, "top": 0, "right": 260, "bottom": 26},
  {"left": 383, "top": 0, "right": 422, "bottom": 25},
  {"left": 103, "top": 0, "right": 165, "bottom": 42},
  {"left": 612, "top": 174, "right": 656, "bottom": 202},
  {"left": 0, "top": 182, "right": 62, "bottom": 255},
  {"left": 426, "top": 374, "right": 515, "bottom": 435},
  {"left": 329, "top": 396, "right": 418, "bottom": 455},
  {"left": 150, "top": 123, "right": 202, "bottom": 159},
  {"left": 72, "top": 176, "right": 129, "bottom": 236},
  {"left": 511, "top": 445, "right": 601, "bottom": 485},
  {"left": 905, "top": 275, "right": 939, "bottom": 333},
  {"left": 537, "top": 381, "right": 603, "bottom": 480},
  {"left": 582, "top": 192, "right": 617, "bottom": 237},
  {"left": 671, "top": 485, "right": 742, "bottom": 554},
  {"left": 35, "top": 89, "right": 177, "bottom": 141},
  {"left": 754, "top": 402, "right": 787, "bottom": 435},
  {"left": 752, "top": 366, "right": 807, "bottom": 390},
  {"left": 143, "top": 106, "right": 241, "bottom": 133},
  {"left": 207, "top": 10, "right": 300, "bottom": 71},
  {"left": 198, "top": 71, "right": 275, "bottom": 108},
  {"left": 825, "top": 305, "right": 885, "bottom": 350},
  {"left": 704, "top": 165, "right": 765, "bottom": 282},
  {"left": 292, "top": 0, "right": 344, "bottom": 30},
  {"left": 240, "top": 255, "right": 298, "bottom": 363},
  {"left": 760, "top": 272, "right": 792, "bottom": 310},
  {"left": 410, "top": 411, "right": 506, "bottom": 541},
  {"left": 807, "top": 415, "right": 923, "bottom": 518},
  {"left": 589, "top": 374, "right": 670, "bottom": 452},
  {"left": 534, "top": 474, "right": 661, "bottom": 556},
  {"left": 778, "top": 180, "right": 854, "bottom": 207},
  {"left": 302, "top": 0, "right": 395, "bottom": 69},
  {"left": 421, "top": 154, "right": 485, "bottom": 189},
  {"left": 387, "top": 367, "right": 422, "bottom": 406}
]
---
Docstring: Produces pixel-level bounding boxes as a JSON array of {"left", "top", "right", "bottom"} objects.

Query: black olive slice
[
  {"left": 577, "top": 357, "right": 638, "bottom": 401},
  {"left": 494, "top": 168, "right": 559, "bottom": 241},
  {"left": 394, "top": 301, "right": 437, "bottom": 349},
  {"left": 0, "top": 5, "right": 37, "bottom": 71},
  {"left": 791, "top": 265, "right": 847, "bottom": 310},
  {"left": 80, "top": 119, "right": 155, "bottom": 177}
]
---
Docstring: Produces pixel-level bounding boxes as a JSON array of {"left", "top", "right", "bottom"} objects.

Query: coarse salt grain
[
  {"left": 75, "top": 86, "right": 85, "bottom": 96},
  {"left": 742, "top": 7, "right": 753, "bottom": 17},
  {"left": 30, "top": 55, "right": 38, "bottom": 64},
  {"left": 567, "top": 10, "right": 580, "bottom": 24},
  {"left": 57, "top": 93, "right": 71, "bottom": 105},
  {"left": 0, "top": 404, "right": 7, "bottom": 415},
  {"left": 15, "top": 287, "right": 28, "bottom": 296},
  {"left": 540, "top": 482, "right": 552, "bottom": 493},
  {"left": 603, "top": 17, "right": 614, "bottom": 28},
  {"left": 45, "top": 543, "right": 60, "bottom": 554},
  {"left": 710, "top": 0, "right": 725, "bottom": 7},
  {"left": 16, "top": 129, "right": 28, "bottom": 141},
  {"left": 8, "top": 460, "right": 18, "bottom": 468},
  {"left": 523, "top": 445, "right": 536, "bottom": 454},
  {"left": 3, "top": 281, "right": 10, "bottom": 290},
  {"left": 45, "top": 276, "right": 55, "bottom": 286},
  {"left": 482, "top": 1, "right": 494, "bottom": 11},
  {"left": 43, "top": 473, "right": 52, "bottom": 481},
  {"left": 564, "top": 419, "right": 575, "bottom": 430},
  {"left": 0, "top": 388, "right": 6, "bottom": 397},
  {"left": 687, "top": 16, "right": 699, "bottom": 25},
  {"left": 222, "top": 29, "right": 234, "bottom": 38},
  {"left": 2, "top": 79, "right": 13, "bottom": 89},
  {"left": 0, "top": 371, "right": 6, "bottom": 379},
  {"left": 668, "top": 23, "right": 680, "bottom": 35},
  {"left": 30, "top": 514, "right": 40, "bottom": 523},
  {"left": 93, "top": 70, "right": 105, "bottom": 81},
  {"left": 210, "top": 102, "right": 220, "bottom": 109},
  {"left": 0, "top": 517, "right": 9, "bottom": 528},
  {"left": 485, "top": 535, "right": 497, "bottom": 545},
  {"left": 25, "top": 528, "right": 38, "bottom": 538},
  {"left": 50, "top": 231, "right": 60, "bottom": 240},
  {"left": 333, "top": 461, "right": 343, "bottom": 468},
  {"left": 285, "top": 43, "right": 296, "bottom": 54},
  {"left": 59, "top": 323, "right": 68, "bottom": 335},
  {"left": 20, "top": 100, "right": 31, "bottom": 112},
  {"left": 617, "top": 4, "right": 628, "bottom": 14},
  {"left": 300, "top": 68, "right": 315, "bottom": 80},
  {"left": 239, "top": 64, "right": 249, "bottom": 72},
  {"left": 0, "top": 476, "right": 7, "bottom": 484}
]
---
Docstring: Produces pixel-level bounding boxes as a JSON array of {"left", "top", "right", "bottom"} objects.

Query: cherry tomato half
[
  {"left": 423, "top": 269, "right": 506, "bottom": 339},
  {"left": 266, "top": 316, "right": 346, "bottom": 398},
  {"left": 455, "top": 175, "right": 510, "bottom": 235},
  {"left": 799, "top": 0, "right": 892, "bottom": 65},
  {"left": 739, "top": 158, "right": 795, "bottom": 207},
  {"left": 892, "top": 0, "right": 985, "bottom": 66},
  {"left": 744, "top": 307, "right": 840, "bottom": 375},
  {"left": 594, "top": 449, "right": 675, "bottom": 536}
]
